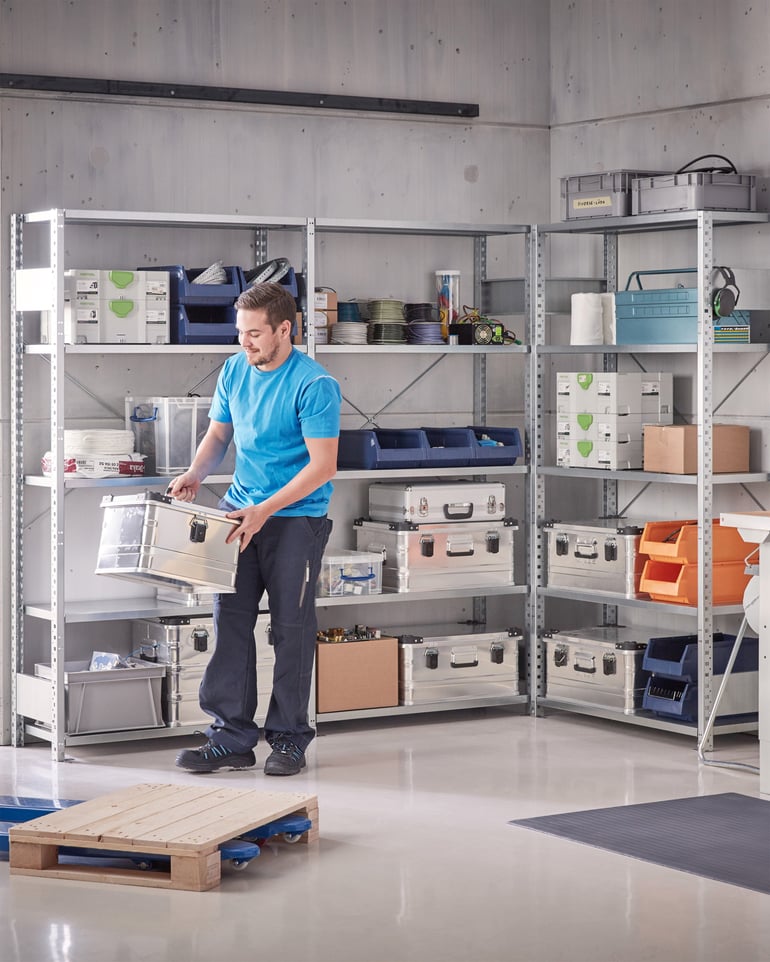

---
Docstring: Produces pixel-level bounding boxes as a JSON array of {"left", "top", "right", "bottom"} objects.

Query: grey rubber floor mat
[{"left": 511, "top": 792, "right": 770, "bottom": 894}]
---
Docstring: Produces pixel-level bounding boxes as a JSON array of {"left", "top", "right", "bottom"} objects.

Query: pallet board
[{"left": 9, "top": 783, "right": 319, "bottom": 891}]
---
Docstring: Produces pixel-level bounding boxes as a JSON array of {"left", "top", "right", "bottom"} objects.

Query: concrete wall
[{"left": 0, "top": 0, "right": 551, "bottom": 741}]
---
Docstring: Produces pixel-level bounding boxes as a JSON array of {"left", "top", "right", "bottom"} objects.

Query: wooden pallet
[{"left": 9, "top": 783, "right": 318, "bottom": 891}]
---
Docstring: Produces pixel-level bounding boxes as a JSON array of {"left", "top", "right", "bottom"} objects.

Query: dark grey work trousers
[{"left": 200, "top": 511, "right": 332, "bottom": 754}]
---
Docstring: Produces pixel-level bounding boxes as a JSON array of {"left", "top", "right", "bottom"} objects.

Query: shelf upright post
[
  {"left": 49, "top": 209, "right": 67, "bottom": 761},
  {"left": 10, "top": 214, "right": 25, "bottom": 746},
  {"left": 528, "top": 225, "right": 547, "bottom": 714},
  {"left": 304, "top": 218, "right": 316, "bottom": 359},
  {"left": 697, "top": 211, "right": 716, "bottom": 749},
  {"left": 472, "top": 234, "right": 488, "bottom": 428},
  {"left": 601, "top": 232, "right": 619, "bottom": 628}
]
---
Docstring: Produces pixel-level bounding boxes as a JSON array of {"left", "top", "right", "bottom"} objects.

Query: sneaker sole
[
  {"left": 176, "top": 762, "right": 256, "bottom": 773},
  {"left": 263, "top": 760, "right": 307, "bottom": 776}
]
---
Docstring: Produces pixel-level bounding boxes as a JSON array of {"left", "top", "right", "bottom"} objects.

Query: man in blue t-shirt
[{"left": 171, "top": 281, "right": 341, "bottom": 775}]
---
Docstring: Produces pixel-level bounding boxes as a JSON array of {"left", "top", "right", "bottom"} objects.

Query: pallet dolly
[{"left": 0, "top": 795, "right": 311, "bottom": 872}]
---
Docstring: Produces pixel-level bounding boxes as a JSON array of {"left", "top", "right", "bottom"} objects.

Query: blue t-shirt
[{"left": 209, "top": 348, "right": 341, "bottom": 515}]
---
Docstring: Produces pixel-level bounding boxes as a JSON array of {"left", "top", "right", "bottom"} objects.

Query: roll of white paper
[
  {"left": 601, "top": 292, "right": 616, "bottom": 344},
  {"left": 570, "top": 292, "right": 604, "bottom": 345}
]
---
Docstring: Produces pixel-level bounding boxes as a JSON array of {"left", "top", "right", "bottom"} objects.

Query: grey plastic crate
[
  {"left": 561, "top": 170, "right": 665, "bottom": 220},
  {"left": 632, "top": 171, "right": 756, "bottom": 214},
  {"left": 34, "top": 659, "right": 165, "bottom": 734}
]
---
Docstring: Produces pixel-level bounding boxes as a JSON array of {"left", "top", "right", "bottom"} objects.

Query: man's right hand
[{"left": 166, "top": 471, "right": 201, "bottom": 502}]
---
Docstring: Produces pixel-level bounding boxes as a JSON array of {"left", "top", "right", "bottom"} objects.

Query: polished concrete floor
[{"left": 0, "top": 709, "right": 767, "bottom": 962}]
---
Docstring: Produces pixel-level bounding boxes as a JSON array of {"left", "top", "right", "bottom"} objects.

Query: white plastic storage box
[
  {"left": 126, "top": 396, "right": 234, "bottom": 475},
  {"left": 316, "top": 549, "right": 384, "bottom": 598},
  {"left": 34, "top": 659, "right": 165, "bottom": 734},
  {"left": 631, "top": 171, "right": 756, "bottom": 215},
  {"left": 561, "top": 170, "right": 665, "bottom": 220}
]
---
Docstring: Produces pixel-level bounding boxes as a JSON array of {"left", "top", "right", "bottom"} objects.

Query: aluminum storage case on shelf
[
  {"left": 132, "top": 615, "right": 274, "bottom": 727},
  {"left": 368, "top": 480, "right": 507, "bottom": 524},
  {"left": 386, "top": 623, "right": 521, "bottom": 707},
  {"left": 355, "top": 518, "right": 516, "bottom": 592},
  {"left": 544, "top": 519, "right": 645, "bottom": 596},
  {"left": 95, "top": 492, "right": 240, "bottom": 593},
  {"left": 543, "top": 626, "right": 674, "bottom": 714}
]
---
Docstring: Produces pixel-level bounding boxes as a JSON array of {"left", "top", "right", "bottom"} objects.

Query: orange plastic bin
[
  {"left": 639, "top": 519, "right": 750, "bottom": 565},
  {"left": 639, "top": 558, "right": 750, "bottom": 606}
]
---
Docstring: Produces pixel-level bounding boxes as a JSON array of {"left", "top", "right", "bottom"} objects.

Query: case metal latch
[
  {"left": 490, "top": 642, "right": 505, "bottom": 664},
  {"left": 420, "top": 535, "right": 435, "bottom": 557},
  {"left": 189, "top": 516, "right": 208, "bottom": 543},
  {"left": 486, "top": 531, "right": 500, "bottom": 554},
  {"left": 555, "top": 533, "right": 569, "bottom": 556},
  {"left": 425, "top": 647, "right": 439, "bottom": 669},
  {"left": 602, "top": 652, "right": 617, "bottom": 675},
  {"left": 604, "top": 538, "right": 618, "bottom": 562},
  {"left": 553, "top": 644, "right": 569, "bottom": 667},
  {"left": 192, "top": 627, "right": 209, "bottom": 652}
]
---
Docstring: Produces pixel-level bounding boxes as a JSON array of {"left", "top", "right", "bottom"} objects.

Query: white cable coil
[{"left": 64, "top": 429, "right": 136, "bottom": 457}]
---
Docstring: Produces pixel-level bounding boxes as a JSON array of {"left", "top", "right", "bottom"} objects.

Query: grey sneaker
[
  {"left": 175, "top": 739, "right": 256, "bottom": 773},
  {"left": 264, "top": 737, "right": 306, "bottom": 776}
]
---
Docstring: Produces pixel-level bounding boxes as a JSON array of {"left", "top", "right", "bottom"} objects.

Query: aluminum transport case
[
  {"left": 386, "top": 623, "right": 521, "bottom": 707},
  {"left": 544, "top": 626, "right": 672, "bottom": 714},
  {"left": 368, "top": 481, "right": 507, "bottom": 524},
  {"left": 96, "top": 492, "right": 240, "bottom": 593},
  {"left": 544, "top": 519, "right": 645, "bottom": 596},
  {"left": 355, "top": 518, "right": 516, "bottom": 592},
  {"left": 132, "top": 615, "right": 275, "bottom": 727}
]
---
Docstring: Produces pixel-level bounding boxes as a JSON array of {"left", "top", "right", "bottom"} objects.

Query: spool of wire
[
  {"left": 404, "top": 302, "right": 444, "bottom": 344},
  {"left": 331, "top": 322, "right": 369, "bottom": 344},
  {"left": 368, "top": 299, "right": 406, "bottom": 323},
  {"left": 367, "top": 322, "right": 408, "bottom": 345},
  {"left": 337, "top": 301, "right": 364, "bottom": 323},
  {"left": 406, "top": 322, "right": 444, "bottom": 345}
]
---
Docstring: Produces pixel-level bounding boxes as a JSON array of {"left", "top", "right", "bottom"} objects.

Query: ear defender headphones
[{"left": 712, "top": 266, "right": 740, "bottom": 318}]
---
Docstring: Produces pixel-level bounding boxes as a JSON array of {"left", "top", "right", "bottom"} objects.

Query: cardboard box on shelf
[
  {"left": 316, "top": 636, "right": 398, "bottom": 712},
  {"left": 314, "top": 309, "right": 337, "bottom": 326},
  {"left": 643, "top": 424, "right": 750, "bottom": 474},
  {"left": 314, "top": 290, "right": 338, "bottom": 311}
]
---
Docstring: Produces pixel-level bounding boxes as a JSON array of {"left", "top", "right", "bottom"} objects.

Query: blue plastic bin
[
  {"left": 642, "top": 674, "right": 757, "bottom": 722},
  {"left": 642, "top": 632, "right": 758, "bottom": 683},
  {"left": 337, "top": 429, "right": 429, "bottom": 470},
  {"left": 159, "top": 265, "right": 245, "bottom": 306},
  {"left": 421, "top": 427, "right": 477, "bottom": 467},
  {"left": 468, "top": 425, "right": 524, "bottom": 466},
  {"left": 170, "top": 305, "right": 238, "bottom": 345}
]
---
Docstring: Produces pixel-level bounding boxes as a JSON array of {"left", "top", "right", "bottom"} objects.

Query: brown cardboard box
[
  {"left": 316, "top": 636, "right": 398, "bottom": 712},
  {"left": 292, "top": 311, "right": 304, "bottom": 345},
  {"left": 314, "top": 290, "right": 338, "bottom": 311},
  {"left": 314, "top": 309, "right": 337, "bottom": 326},
  {"left": 643, "top": 424, "right": 750, "bottom": 474}
]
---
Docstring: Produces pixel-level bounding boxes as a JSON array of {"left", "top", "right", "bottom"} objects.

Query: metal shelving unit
[
  {"left": 10, "top": 208, "right": 312, "bottom": 760},
  {"left": 10, "top": 210, "right": 533, "bottom": 756},
  {"left": 529, "top": 210, "right": 770, "bottom": 744},
  {"left": 310, "top": 217, "right": 533, "bottom": 723}
]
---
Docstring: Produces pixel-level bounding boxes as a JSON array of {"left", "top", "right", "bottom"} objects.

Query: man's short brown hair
[{"left": 235, "top": 281, "right": 297, "bottom": 331}]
